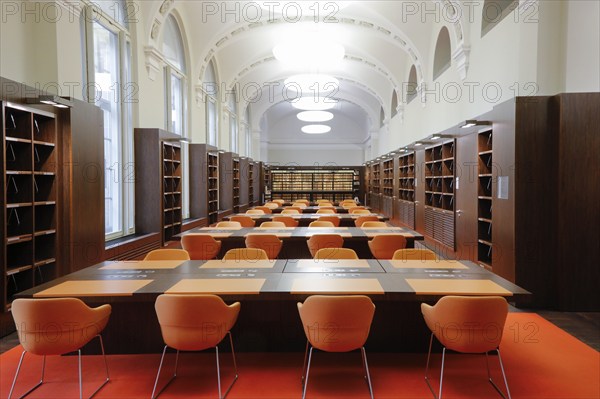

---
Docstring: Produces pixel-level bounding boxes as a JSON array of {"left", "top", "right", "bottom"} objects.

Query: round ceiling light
[
  {"left": 297, "top": 111, "right": 334, "bottom": 122},
  {"left": 301, "top": 125, "right": 331, "bottom": 134},
  {"left": 291, "top": 96, "right": 337, "bottom": 111},
  {"left": 284, "top": 74, "right": 339, "bottom": 96}
]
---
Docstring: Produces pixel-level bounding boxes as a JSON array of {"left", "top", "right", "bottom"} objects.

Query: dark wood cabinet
[
  {"left": 218, "top": 152, "right": 236, "bottom": 218},
  {"left": 396, "top": 152, "right": 416, "bottom": 229},
  {"left": 189, "top": 143, "right": 218, "bottom": 225}
]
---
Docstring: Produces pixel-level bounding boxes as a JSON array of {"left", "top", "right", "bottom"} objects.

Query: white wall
[
  {"left": 267, "top": 146, "right": 364, "bottom": 166},
  {"left": 565, "top": 0, "right": 600, "bottom": 92}
]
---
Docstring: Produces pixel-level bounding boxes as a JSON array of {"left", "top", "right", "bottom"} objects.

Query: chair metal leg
[
  {"left": 8, "top": 351, "right": 45, "bottom": 399},
  {"left": 151, "top": 345, "right": 176, "bottom": 399},
  {"left": 424, "top": 333, "right": 440, "bottom": 399},
  {"left": 87, "top": 335, "right": 110, "bottom": 399},
  {"left": 486, "top": 349, "right": 512, "bottom": 399},
  {"left": 361, "top": 347, "right": 374, "bottom": 399},
  {"left": 301, "top": 347, "right": 314, "bottom": 399},
  {"left": 301, "top": 341, "right": 309, "bottom": 386},
  {"left": 215, "top": 334, "right": 238, "bottom": 399}
]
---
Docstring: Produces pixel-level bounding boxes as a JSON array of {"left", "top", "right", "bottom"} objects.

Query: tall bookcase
[
  {"left": 397, "top": 152, "right": 415, "bottom": 228},
  {"left": 477, "top": 130, "right": 493, "bottom": 269},
  {"left": 270, "top": 168, "right": 360, "bottom": 202},
  {"left": 382, "top": 158, "right": 393, "bottom": 197},
  {"left": 248, "top": 161, "right": 255, "bottom": 205},
  {"left": 2, "top": 102, "right": 58, "bottom": 311},
  {"left": 232, "top": 157, "right": 240, "bottom": 213},
  {"left": 424, "top": 140, "right": 455, "bottom": 249},
  {"left": 207, "top": 149, "right": 219, "bottom": 225},
  {"left": 134, "top": 128, "right": 183, "bottom": 244},
  {"left": 263, "top": 164, "right": 271, "bottom": 202}
]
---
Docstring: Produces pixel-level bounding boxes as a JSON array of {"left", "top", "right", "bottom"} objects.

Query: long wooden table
[
  {"left": 271, "top": 206, "right": 371, "bottom": 214},
  {"left": 175, "top": 226, "right": 424, "bottom": 258},
  {"left": 224, "top": 212, "right": 389, "bottom": 227},
  {"left": 19, "top": 258, "right": 529, "bottom": 354}
]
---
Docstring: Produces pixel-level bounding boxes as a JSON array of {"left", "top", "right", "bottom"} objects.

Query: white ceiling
[{"left": 175, "top": 0, "right": 445, "bottom": 149}]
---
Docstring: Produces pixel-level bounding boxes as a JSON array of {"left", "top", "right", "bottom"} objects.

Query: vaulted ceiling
[{"left": 162, "top": 0, "right": 462, "bottom": 148}]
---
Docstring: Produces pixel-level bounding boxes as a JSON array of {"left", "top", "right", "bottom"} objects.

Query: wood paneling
[
  {"left": 219, "top": 152, "right": 235, "bottom": 213},
  {"left": 556, "top": 93, "right": 600, "bottom": 311}
]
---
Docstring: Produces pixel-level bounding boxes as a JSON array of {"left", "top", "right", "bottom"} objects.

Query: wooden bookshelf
[
  {"left": 270, "top": 167, "right": 360, "bottom": 202},
  {"left": 238, "top": 157, "right": 249, "bottom": 212},
  {"left": 477, "top": 130, "right": 493, "bottom": 270},
  {"left": 382, "top": 158, "right": 394, "bottom": 197},
  {"left": 248, "top": 160, "right": 255, "bottom": 205},
  {"left": 263, "top": 164, "right": 271, "bottom": 202},
  {"left": 232, "top": 157, "right": 240, "bottom": 213},
  {"left": 424, "top": 140, "right": 455, "bottom": 249},
  {"left": 218, "top": 152, "right": 236, "bottom": 218},
  {"left": 2, "top": 102, "right": 58, "bottom": 311},
  {"left": 397, "top": 151, "right": 415, "bottom": 228},
  {"left": 207, "top": 149, "right": 219, "bottom": 225},
  {"left": 134, "top": 128, "right": 182, "bottom": 244}
]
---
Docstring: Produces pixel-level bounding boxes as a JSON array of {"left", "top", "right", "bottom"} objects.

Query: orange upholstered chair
[
  {"left": 152, "top": 294, "right": 240, "bottom": 399},
  {"left": 252, "top": 206, "right": 272, "bottom": 214},
  {"left": 317, "top": 202, "right": 333, "bottom": 207},
  {"left": 259, "top": 221, "right": 287, "bottom": 228},
  {"left": 315, "top": 209, "right": 335, "bottom": 214},
  {"left": 272, "top": 216, "right": 299, "bottom": 227},
  {"left": 281, "top": 209, "right": 300, "bottom": 215},
  {"left": 144, "top": 249, "right": 190, "bottom": 261},
  {"left": 367, "top": 235, "right": 407, "bottom": 259},
  {"left": 292, "top": 202, "right": 308, "bottom": 208},
  {"left": 308, "top": 221, "right": 335, "bottom": 228},
  {"left": 264, "top": 202, "right": 280, "bottom": 209},
  {"left": 181, "top": 234, "right": 222, "bottom": 260},
  {"left": 271, "top": 199, "right": 285, "bottom": 206},
  {"left": 246, "top": 209, "right": 264, "bottom": 215},
  {"left": 245, "top": 234, "right": 283, "bottom": 259},
  {"left": 360, "top": 221, "right": 388, "bottom": 228},
  {"left": 421, "top": 296, "right": 511, "bottom": 399},
  {"left": 298, "top": 295, "right": 375, "bottom": 399},
  {"left": 354, "top": 216, "right": 380, "bottom": 227},
  {"left": 392, "top": 248, "right": 437, "bottom": 261},
  {"left": 216, "top": 221, "right": 242, "bottom": 228},
  {"left": 314, "top": 248, "right": 359, "bottom": 260},
  {"left": 230, "top": 216, "right": 256, "bottom": 228},
  {"left": 295, "top": 199, "right": 310, "bottom": 204},
  {"left": 306, "top": 234, "right": 344, "bottom": 257},
  {"left": 222, "top": 248, "right": 269, "bottom": 261},
  {"left": 315, "top": 199, "right": 330, "bottom": 203},
  {"left": 350, "top": 208, "right": 371, "bottom": 215},
  {"left": 285, "top": 206, "right": 303, "bottom": 212},
  {"left": 317, "top": 216, "right": 341, "bottom": 227},
  {"left": 9, "top": 298, "right": 111, "bottom": 399}
]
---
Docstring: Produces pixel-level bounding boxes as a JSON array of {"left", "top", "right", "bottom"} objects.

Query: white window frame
[{"left": 82, "top": 3, "right": 134, "bottom": 241}]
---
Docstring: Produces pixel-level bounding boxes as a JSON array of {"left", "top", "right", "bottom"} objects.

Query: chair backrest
[
  {"left": 285, "top": 206, "right": 303, "bottom": 212},
  {"left": 230, "top": 216, "right": 256, "bottom": 228},
  {"left": 281, "top": 209, "right": 300, "bottom": 215},
  {"left": 421, "top": 296, "right": 508, "bottom": 353},
  {"left": 252, "top": 206, "right": 272, "bottom": 214},
  {"left": 354, "top": 216, "right": 380, "bottom": 227},
  {"left": 360, "top": 221, "right": 388, "bottom": 228},
  {"left": 392, "top": 248, "right": 437, "bottom": 261},
  {"left": 315, "top": 199, "right": 330, "bottom": 203},
  {"left": 246, "top": 209, "right": 265, "bottom": 215},
  {"left": 272, "top": 199, "right": 285, "bottom": 205},
  {"left": 144, "top": 249, "right": 190, "bottom": 261},
  {"left": 350, "top": 208, "right": 370, "bottom": 215},
  {"left": 306, "top": 234, "right": 344, "bottom": 257},
  {"left": 155, "top": 294, "right": 240, "bottom": 351},
  {"left": 222, "top": 248, "right": 269, "bottom": 261},
  {"left": 309, "top": 221, "right": 335, "bottom": 228},
  {"left": 12, "top": 298, "right": 111, "bottom": 355},
  {"left": 317, "top": 216, "right": 341, "bottom": 227},
  {"left": 264, "top": 202, "right": 280, "bottom": 209},
  {"left": 367, "top": 235, "right": 407, "bottom": 259},
  {"left": 292, "top": 202, "right": 307, "bottom": 208},
  {"left": 272, "top": 216, "right": 299, "bottom": 227},
  {"left": 314, "top": 247, "right": 359, "bottom": 260},
  {"left": 245, "top": 234, "right": 283, "bottom": 259},
  {"left": 216, "top": 221, "right": 242, "bottom": 228},
  {"left": 298, "top": 295, "right": 375, "bottom": 352},
  {"left": 181, "top": 234, "right": 222, "bottom": 260},
  {"left": 317, "top": 202, "right": 333, "bottom": 207},
  {"left": 259, "top": 221, "right": 287, "bottom": 228},
  {"left": 295, "top": 199, "right": 310, "bottom": 204},
  {"left": 316, "top": 209, "right": 336, "bottom": 214}
]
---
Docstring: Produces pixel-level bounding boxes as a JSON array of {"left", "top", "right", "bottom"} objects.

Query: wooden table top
[
  {"left": 20, "top": 259, "right": 530, "bottom": 300},
  {"left": 272, "top": 206, "right": 372, "bottom": 214},
  {"left": 225, "top": 213, "right": 387, "bottom": 220}
]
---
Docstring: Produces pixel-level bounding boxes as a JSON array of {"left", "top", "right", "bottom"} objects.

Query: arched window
[
  {"left": 481, "top": 0, "right": 518, "bottom": 36},
  {"left": 391, "top": 90, "right": 399, "bottom": 118},
  {"left": 162, "top": 14, "right": 189, "bottom": 219},
  {"left": 81, "top": 0, "right": 133, "bottom": 240},
  {"left": 228, "top": 87, "right": 238, "bottom": 153},
  {"left": 204, "top": 60, "right": 219, "bottom": 146},
  {"left": 406, "top": 65, "right": 418, "bottom": 103},
  {"left": 433, "top": 27, "right": 451, "bottom": 80},
  {"left": 380, "top": 106, "right": 385, "bottom": 127}
]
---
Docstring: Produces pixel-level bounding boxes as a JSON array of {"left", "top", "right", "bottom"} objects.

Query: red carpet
[{"left": 1, "top": 313, "right": 598, "bottom": 398}]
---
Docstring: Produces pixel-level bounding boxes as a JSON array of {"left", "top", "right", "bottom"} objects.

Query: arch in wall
[
  {"left": 433, "top": 26, "right": 452, "bottom": 80},
  {"left": 405, "top": 65, "right": 418, "bottom": 103}
]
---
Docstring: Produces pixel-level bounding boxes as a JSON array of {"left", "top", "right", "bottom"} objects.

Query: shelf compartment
[
  {"left": 34, "top": 260, "right": 56, "bottom": 285},
  {"left": 34, "top": 233, "right": 56, "bottom": 264},
  {"left": 478, "top": 219, "right": 493, "bottom": 242},
  {"left": 478, "top": 175, "right": 493, "bottom": 197},
  {"left": 6, "top": 240, "right": 33, "bottom": 271},
  {"left": 7, "top": 205, "right": 33, "bottom": 237},
  {"left": 4, "top": 107, "right": 31, "bottom": 140},
  {"left": 478, "top": 130, "right": 493, "bottom": 152},
  {"left": 6, "top": 173, "right": 33, "bottom": 204},
  {"left": 478, "top": 197, "right": 493, "bottom": 219},
  {"left": 33, "top": 174, "right": 56, "bottom": 202},
  {"left": 5, "top": 139, "right": 32, "bottom": 171},
  {"left": 477, "top": 241, "right": 493, "bottom": 265},
  {"left": 34, "top": 203, "right": 56, "bottom": 231},
  {"left": 32, "top": 114, "right": 56, "bottom": 143}
]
